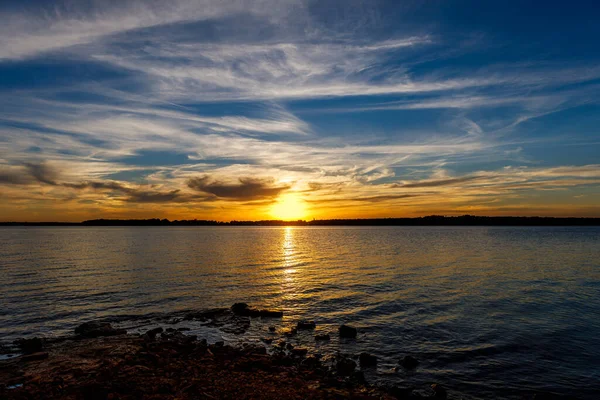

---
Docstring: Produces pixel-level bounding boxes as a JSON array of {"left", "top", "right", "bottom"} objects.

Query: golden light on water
[{"left": 270, "top": 193, "right": 308, "bottom": 221}]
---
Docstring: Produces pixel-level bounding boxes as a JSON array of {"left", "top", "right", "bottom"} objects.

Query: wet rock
[
  {"left": 336, "top": 357, "right": 357, "bottom": 376},
  {"left": 399, "top": 355, "right": 419, "bottom": 369},
  {"left": 359, "top": 352, "right": 377, "bottom": 367},
  {"left": 177, "top": 327, "right": 190, "bottom": 332},
  {"left": 431, "top": 383, "right": 447, "bottom": 399},
  {"left": 291, "top": 347, "right": 308, "bottom": 357},
  {"left": 385, "top": 386, "right": 414, "bottom": 399},
  {"left": 297, "top": 320, "right": 316, "bottom": 330},
  {"left": 14, "top": 337, "right": 44, "bottom": 354},
  {"left": 315, "top": 333, "right": 331, "bottom": 341},
  {"left": 283, "top": 327, "right": 297, "bottom": 337},
  {"left": 286, "top": 343, "right": 294, "bottom": 350},
  {"left": 339, "top": 324, "right": 357, "bottom": 339},
  {"left": 261, "top": 338, "right": 273, "bottom": 344},
  {"left": 301, "top": 355, "right": 321, "bottom": 368},
  {"left": 144, "top": 327, "right": 164, "bottom": 340},
  {"left": 268, "top": 326, "right": 276, "bottom": 332},
  {"left": 230, "top": 303, "right": 283, "bottom": 318},
  {"left": 20, "top": 352, "right": 49, "bottom": 362},
  {"left": 74, "top": 322, "right": 126, "bottom": 338},
  {"left": 213, "top": 341, "right": 225, "bottom": 347}
]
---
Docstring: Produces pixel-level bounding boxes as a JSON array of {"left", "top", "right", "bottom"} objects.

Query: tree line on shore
[{"left": 2, "top": 215, "right": 600, "bottom": 226}]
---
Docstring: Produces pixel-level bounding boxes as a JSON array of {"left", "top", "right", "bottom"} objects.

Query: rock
[
  {"left": 231, "top": 302, "right": 250, "bottom": 315},
  {"left": 339, "top": 324, "right": 357, "bottom": 338},
  {"left": 336, "top": 357, "right": 357, "bottom": 376},
  {"left": 268, "top": 326, "right": 276, "bottom": 332},
  {"left": 399, "top": 355, "right": 419, "bottom": 369},
  {"left": 297, "top": 320, "right": 316, "bottom": 330},
  {"left": 177, "top": 327, "right": 191, "bottom": 332},
  {"left": 301, "top": 355, "right": 321, "bottom": 368},
  {"left": 291, "top": 347, "right": 308, "bottom": 357},
  {"left": 286, "top": 343, "right": 294, "bottom": 350},
  {"left": 283, "top": 327, "right": 297, "bottom": 337},
  {"left": 14, "top": 337, "right": 44, "bottom": 354},
  {"left": 74, "top": 322, "right": 126, "bottom": 338},
  {"left": 20, "top": 352, "right": 49, "bottom": 362},
  {"left": 431, "top": 383, "right": 447, "bottom": 399},
  {"left": 165, "top": 328, "right": 175, "bottom": 333},
  {"left": 386, "top": 386, "right": 414, "bottom": 399},
  {"left": 315, "top": 333, "right": 330, "bottom": 341},
  {"left": 261, "top": 338, "right": 273, "bottom": 344},
  {"left": 144, "top": 327, "right": 164, "bottom": 340},
  {"left": 231, "top": 303, "right": 283, "bottom": 318},
  {"left": 359, "top": 352, "right": 377, "bottom": 367}
]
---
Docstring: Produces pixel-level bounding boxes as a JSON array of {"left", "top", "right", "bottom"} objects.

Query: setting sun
[{"left": 270, "top": 193, "right": 308, "bottom": 220}]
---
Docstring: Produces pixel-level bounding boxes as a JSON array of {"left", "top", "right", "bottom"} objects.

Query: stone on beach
[
  {"left": 359, "top": 352, "right": 377, "bottom": 367},
  {"left": 231, "top": 303, "right": 283, "bottom": 318},
  {"left": 399, "top": 355, "right": 419, "bottom": 369},
  {"left": 74, "top": 322, "right": 126, "bottom": 338},
  {"left": 315, "top": 333, "right": 330, "bottom": 341},
  {"left": 13, "top": 337, "right": 44, "bottom": 354},
  {"left": 339, "top": 324, "right": 357, "bottom": 338},
  {"left": 297, "top": 320, "right": 316, "bottom": 330}
]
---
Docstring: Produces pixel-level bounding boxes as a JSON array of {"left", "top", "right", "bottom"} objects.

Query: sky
[{"left": 0, "top": 0, "right": 599, "bottom": 221}]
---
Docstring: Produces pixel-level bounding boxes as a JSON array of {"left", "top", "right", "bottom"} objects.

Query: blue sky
[{"left": 0, "top": 0, "right": 599, "bottom": 221}]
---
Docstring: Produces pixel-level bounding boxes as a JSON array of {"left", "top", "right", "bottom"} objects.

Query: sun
[{"left": 270, "top": 193, "right": 308, "bottom": 220}]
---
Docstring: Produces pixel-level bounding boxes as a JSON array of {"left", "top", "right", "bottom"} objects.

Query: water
[{"left": 1, "top": 226, "right": 599, "bottom": 399}]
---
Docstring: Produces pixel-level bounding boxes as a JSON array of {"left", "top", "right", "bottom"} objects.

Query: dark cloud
[
  {"left": 64, "top": 180, "right": 201, "bottom": 203},
  {"left": 187, "top": 175, "right": 290, "bottom": 200},
  {"left": 393, "top": 175, "right": 483, "bottom": 188},
  {"left": 0, "top": 162, "right": 58, "bottom": 186}
]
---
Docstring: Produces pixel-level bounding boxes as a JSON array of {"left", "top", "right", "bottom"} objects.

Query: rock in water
[
  {"left": 431, "top": 383, "right": 447, "bottom": 399},
  {"left": 74, "top": 322, "right": 126, "bottom": 338},
  {"left": 315, "top": 333, "right": 330, "bottom": 341},
  {"left": 399, "top": 355, "right": 419, "bottom": 369},
  {"left": 231, "top": 303, "right": 283, "bottom": 318},
  {"left": 339, "top": 324, "right": 357, "bottom": 338},
  {"left": 336, "top": 357, "right": 357, "bottom": 376},
  {"left": 14, "top": 337, "right": 44, "bottom": 354},
  {"left": 359, "top": 352, "right": 377, "bottom": 367},
  {"left": 297, "top": 320, "right": 316, "bottom": 330}
]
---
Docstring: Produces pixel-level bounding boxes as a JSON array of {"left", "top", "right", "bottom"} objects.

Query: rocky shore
[{"left": 0, "top": 304, "right": 567, "bottom": 400}]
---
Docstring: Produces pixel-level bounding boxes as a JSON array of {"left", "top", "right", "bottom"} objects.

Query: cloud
[
  {"left": 394, "top": 175, "right": 484, "bottom": 188},
  {"left": 187, "top": 175, "right": 290, "bottom": 199},
  {"left": 0, "top": 162, "right": 58, "bottom": 185}
]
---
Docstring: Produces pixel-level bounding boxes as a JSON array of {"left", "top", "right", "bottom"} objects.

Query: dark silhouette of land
[{"left": 2, "top": 215, "right": 600, "bottom": 226}]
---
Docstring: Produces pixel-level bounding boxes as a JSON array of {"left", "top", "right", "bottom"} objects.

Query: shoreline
[{"left": 0, "top": 305, "right": 577, "bottom": 400}]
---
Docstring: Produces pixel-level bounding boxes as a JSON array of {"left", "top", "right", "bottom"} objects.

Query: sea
[{"left": 1, "top": 226, "right": 599, "bottom": 399}]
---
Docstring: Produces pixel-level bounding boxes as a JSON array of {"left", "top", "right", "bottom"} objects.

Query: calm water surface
[{"left": 1, "top": 226, "right": 599, "bottom": 399}]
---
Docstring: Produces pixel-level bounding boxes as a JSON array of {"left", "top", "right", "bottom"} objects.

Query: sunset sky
[{"left": 1, "top": 0, "right": 599, "bottom": 221}]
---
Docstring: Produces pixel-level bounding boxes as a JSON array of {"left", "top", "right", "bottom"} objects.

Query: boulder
[
  {"left": 231, "top": 303, "right": 283, "bottom": 318},
  {"left": 74, "top": 322, "right": 126, "bottom": 338},
  {"left": 359, "top": 352, "right": 377, "bottom": 367},
  {"left": 297, "top": 320, "right": 316, "bottom": 330},
  {"left": 339, "top": 324, "right": 357, "bottom": 338},
  {"left": 315, "top": 333, "right": 330, "bottom": 341},
  {"left": 291, "top": 347, "right": 308, "bottom": 357},
  {"left": 268, "top": 326, "right": 276, "bottom": 332},
  {"left": 20, "top": 351, "right": 49, "bottom": 362},
  {"left": 336, "top": 357, "right": 357, "bottom": 376},
  {"left": 399, "top": 355, "right": 419, "bottom": 369},
  {"left": 431, "top": 383, "right": 447, "bottom": 399},
  {"left": 14, "top": 337, "right": 44, "bottom": 354}
]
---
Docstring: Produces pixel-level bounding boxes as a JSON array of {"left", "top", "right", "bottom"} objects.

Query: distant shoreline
[{"left": 2, "top": 215, "right": 600, "bottom": 226}]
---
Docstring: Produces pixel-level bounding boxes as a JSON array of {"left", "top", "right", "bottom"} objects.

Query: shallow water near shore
[{"left": 1, "top": 226, "right": 600, "bottom": 399}]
